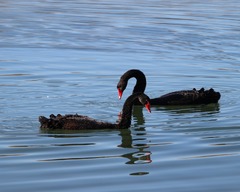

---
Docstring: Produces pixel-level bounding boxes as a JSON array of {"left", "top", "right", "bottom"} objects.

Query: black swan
[
  {"left": 117, "top": 69, "right": 221, "bottom": 105},
  {"left": 39, "top": 93, "right": 151, "bottom": 130}
]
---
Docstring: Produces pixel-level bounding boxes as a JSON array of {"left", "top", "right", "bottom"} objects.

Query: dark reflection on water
[
  {"left": 130, "top": 172, "right": 149, "bottom": 176},
  {"left": 119, "top": 106, "right": 152, "bottom": 165},
  {"left": 154, "top": 103, "right": 220, "bottom": 114},
  {"left": 40, "top": 126, "right": 153, "bottom": 165},
  {"left": 40, "top": 155, "right": 120, "bottom": 162},
  {"left": 132, "top": 106, "right": 146, "bottom": 125},
  {"left": 118, "top": 129, "right": 152, "bottom": 165}
]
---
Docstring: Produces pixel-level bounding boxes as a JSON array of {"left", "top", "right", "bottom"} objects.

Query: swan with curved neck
[
  {"left": 39, "top": 92, "right": 151, "bottom": 130},
  {"left": 117, "top": 69, "right": 221, "bottom": 105}
]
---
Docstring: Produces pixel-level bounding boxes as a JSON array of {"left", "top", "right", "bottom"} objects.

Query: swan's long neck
[
  {"left": 118, "top": 94, "right": 138, "bottom": 129},
  {"left": 123, "top": 69, "right": 146, "bottom": 94}
]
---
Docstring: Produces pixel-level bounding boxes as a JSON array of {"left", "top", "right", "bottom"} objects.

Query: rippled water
[{"left": 1, "top": 0, "right": 240, "bottom": 192}]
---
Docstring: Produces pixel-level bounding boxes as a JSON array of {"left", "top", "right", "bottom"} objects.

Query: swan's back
[
  {"left": 151, "top": 88, "right": 221, "bottom": 105},
  {"left": 39, "top": 114, "right": 116, "bottom": 130}
]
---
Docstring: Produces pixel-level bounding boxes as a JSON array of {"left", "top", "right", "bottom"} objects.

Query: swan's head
[
  {"left": 117, "top": 79, "right": 127, "bottom": 99},
  {"left": 117, "top": 69, "right": 146, "bottom": 100},
  {"left": 138, "top": 93, "right": 151, "bottom": 113}
]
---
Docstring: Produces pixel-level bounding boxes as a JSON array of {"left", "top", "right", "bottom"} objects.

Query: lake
[{"left": 0, "top": 0, "right": 240, "bottom": 191}]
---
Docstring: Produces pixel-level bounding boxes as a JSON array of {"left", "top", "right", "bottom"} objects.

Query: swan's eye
[{"left": 117, "top": 82, "right": 124, "bottom": 90}]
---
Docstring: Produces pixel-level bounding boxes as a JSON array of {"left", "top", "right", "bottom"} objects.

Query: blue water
[{"left": 1, "top": 1, "right": 240, "bottom": 192}]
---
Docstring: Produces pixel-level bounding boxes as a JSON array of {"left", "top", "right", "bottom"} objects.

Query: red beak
[
  {"left": 118, "top": 88, "right": 123, "bottom": 99},
  {"left": 145, "top": 101, "right": 151, "bottom": 113}
]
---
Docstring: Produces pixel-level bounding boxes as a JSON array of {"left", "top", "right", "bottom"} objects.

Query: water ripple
[{"left": 0, "top": 0, "right": 240, "bottom": 192}]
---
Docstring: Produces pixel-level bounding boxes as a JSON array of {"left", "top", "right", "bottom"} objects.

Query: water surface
[{"left": 0, "top": 1, "right": 240, "bottom": 192}]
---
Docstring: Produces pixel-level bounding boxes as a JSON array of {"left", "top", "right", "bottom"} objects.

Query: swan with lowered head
[
  {"left": 39, "top": 92, "right": 151, "bottom": 130},
  {"left": 117, "top": 69, "right": 221, "bottom": 105}
]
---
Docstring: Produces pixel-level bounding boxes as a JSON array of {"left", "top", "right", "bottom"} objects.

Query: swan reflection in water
[{"left": 119, "top": 103, "right": 220, "bottom": 165}]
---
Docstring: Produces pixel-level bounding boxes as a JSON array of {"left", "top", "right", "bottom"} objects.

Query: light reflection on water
[{"left": 1, "top": 0, "right": 240, "bottom": 192}]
